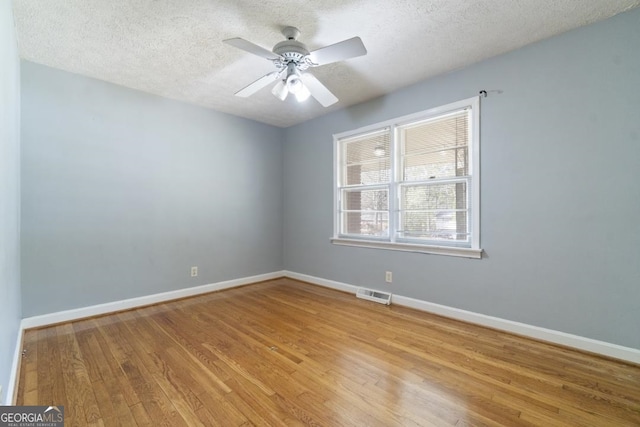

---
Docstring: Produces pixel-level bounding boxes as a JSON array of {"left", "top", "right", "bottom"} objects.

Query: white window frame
[{"left": 332, "top": 97, "right": 482, "bottom": 258}]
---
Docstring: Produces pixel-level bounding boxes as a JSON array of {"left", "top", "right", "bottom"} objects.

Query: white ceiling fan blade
[
  {"left": 301, "top": 73, "right": 338, "bottom": 107},
  {"left": 235, "top": 71, "right": 281, "bottom": 97},
  {"left": 308, "top": 37, "right": 367, "bottom": 66},
  {"left": 223, "top": 37, "right": 281, "bottom": 60}
]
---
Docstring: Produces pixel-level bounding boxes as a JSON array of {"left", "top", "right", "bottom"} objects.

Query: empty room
[{"left": 1, "top": 0, "right": 639, "bottom": 425}]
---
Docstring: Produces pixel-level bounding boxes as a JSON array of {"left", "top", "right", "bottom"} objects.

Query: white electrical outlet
[
  {"left": 385, "top": 271, "right": 393, "bottom": 283},
  {"left": 191, "top": 266, "right": 198, "bottom": 277}
]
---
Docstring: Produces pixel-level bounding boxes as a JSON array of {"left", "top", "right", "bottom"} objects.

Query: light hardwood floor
[{"left": 17, "top": 278, "right": 640, "bottom": 426}]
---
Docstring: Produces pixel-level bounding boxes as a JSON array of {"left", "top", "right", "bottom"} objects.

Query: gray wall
[
  {"left": 283, "top": 8, "right": 640, "bottom": 349},
  {"left": 21, "top": 62, "right": 284, "bottom": 317},
  {"left": 0, "top": 0, "right": 22, "bottom": 401}
]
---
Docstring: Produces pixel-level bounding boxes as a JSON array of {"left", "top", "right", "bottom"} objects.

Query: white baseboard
[
  {"left": 282, "top": 271, "right": 640, "bottom": 364},
  {"left": 285, "top": 270, "right": 360, "bottom": 294},
  {"left": 21, "top": 271, "right": 285, "bottom": 329},
  {"left": 4, "top": 328, "right": 23, "bottom": 405}
]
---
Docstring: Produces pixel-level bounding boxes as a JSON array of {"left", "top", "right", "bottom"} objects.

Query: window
[{"left": 333, "top": 97, "right": 481, "bottom": 258}]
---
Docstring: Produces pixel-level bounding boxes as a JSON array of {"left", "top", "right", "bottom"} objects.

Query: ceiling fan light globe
[
  {"left": 272, "top": 80, "right": 289, "bottom": 101},
  {"left": 295, "top": 84, "right": 311, "bottom": 102},
  {"left": 286, "top": 75, "right": 304, "bottom": 94}
]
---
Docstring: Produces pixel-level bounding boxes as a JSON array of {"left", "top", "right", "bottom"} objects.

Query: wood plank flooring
[{"left": 16, "top": 278, "right": 640, "bottom": 426}]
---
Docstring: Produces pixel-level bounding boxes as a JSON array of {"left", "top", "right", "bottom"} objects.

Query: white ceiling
[{"left": 12, "top": 0, "right": 640, "bottom": 128}]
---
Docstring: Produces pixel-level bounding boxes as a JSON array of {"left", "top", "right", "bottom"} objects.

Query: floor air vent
[{"left": 356, "top": 288, "right": 392, "bottom": 305}]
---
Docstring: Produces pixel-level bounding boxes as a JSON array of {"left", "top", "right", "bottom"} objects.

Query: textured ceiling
[{"left": 12, "top": 0, "right": 640, "bottom": 127}]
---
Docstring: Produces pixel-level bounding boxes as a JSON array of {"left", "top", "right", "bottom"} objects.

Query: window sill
[{"left": 330, "top": 238, "right": 483, "bottom": 259}]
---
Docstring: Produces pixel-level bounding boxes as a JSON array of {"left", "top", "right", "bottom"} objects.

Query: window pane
[
  {"left": 342, "top": 130, "right": 390, "bottom": 185},
  {"left": 401, "top": 111, "right": 468, "bottom": 181},
  {"left": 341, "top": 212, "right": 389, "bottom": 236},
  {"left": 341, "top": 188, "right": 389, "bottom": 236},
  {"left": 343, "top": 188, "right": 388, "bottom": 211},
  {"left": 399, "top": 182, "right": 468, "bottom": 242},
  {"left": 399, "top": 211, "right": 468, "bottom": 241}
]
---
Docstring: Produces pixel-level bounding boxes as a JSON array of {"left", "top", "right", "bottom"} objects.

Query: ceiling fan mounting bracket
[{"left": 281, "top": 26, "right": 301, "bottom": 41}]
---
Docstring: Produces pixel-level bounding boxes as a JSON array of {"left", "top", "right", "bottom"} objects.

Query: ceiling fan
[{"left": 223, "top": 27, "right": 367, "bottom": 107}]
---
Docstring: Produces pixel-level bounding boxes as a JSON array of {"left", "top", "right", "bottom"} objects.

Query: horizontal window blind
[
  {"left": 338, "top": 129, "right": 391, "bottom": 237},
  {"left": 398, "top": 182, "right": 469, "bottom": 241},
  {"left": 399, "top": 109, "right": 471, "bottom": 244},
  {"left": 401, "top": 110, "right": 469, "bottom": 181},
  {"left": 341, "top": 129, "right": 391, "bottom": 186}
]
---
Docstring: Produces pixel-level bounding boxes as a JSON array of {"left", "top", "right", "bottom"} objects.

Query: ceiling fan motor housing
[{"left": 273, "top": 39, "right": 310, "bottom": 70}]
